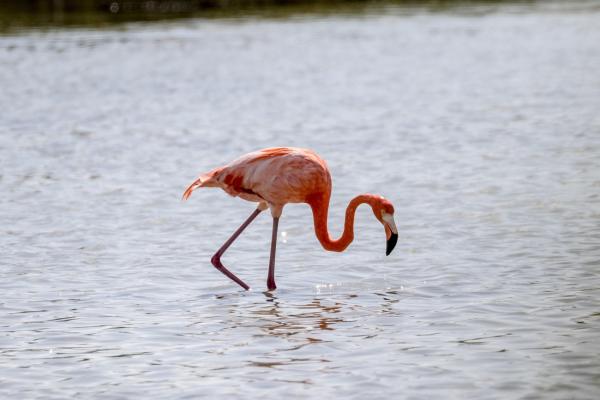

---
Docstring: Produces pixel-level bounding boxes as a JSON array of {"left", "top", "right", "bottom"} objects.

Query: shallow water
[{"left": 1, "top": 2, "right": 600, "bottom": 399}]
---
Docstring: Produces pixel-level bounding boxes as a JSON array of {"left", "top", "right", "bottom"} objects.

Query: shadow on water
[
  {"left": 204, "top": 289, "right": 408, "bottom": 373},
  {"left": 257, "top": 291, "right": 345, "bottom": 335},
  {"left": 1, "top": 0, "right": 536, "bottom": 32},
  {"left": 210, "top": 287, "right": 405, "bottom": 335}
]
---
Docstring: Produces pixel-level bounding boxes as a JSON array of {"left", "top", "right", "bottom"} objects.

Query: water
[{"left": 2, "top": 2, "right": 600, "bottom": 398}]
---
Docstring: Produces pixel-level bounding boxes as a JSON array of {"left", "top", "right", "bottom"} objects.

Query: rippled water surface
[{"left": 2, "top": 2, "right": 600, "bottom": 399}]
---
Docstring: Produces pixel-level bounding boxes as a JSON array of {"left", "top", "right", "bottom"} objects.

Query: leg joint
[{"left": 211, "top": 253, "right": 221, "bottom": 268}]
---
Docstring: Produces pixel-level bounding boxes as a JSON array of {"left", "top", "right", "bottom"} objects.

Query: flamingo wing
[
  {"left": 219, "top": 147, "right": 330, "bottom": 204},
  {"left": 183, "top": 147, "right": 330, "bottom": 204}
]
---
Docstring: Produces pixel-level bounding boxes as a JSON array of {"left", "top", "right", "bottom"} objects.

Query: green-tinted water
[{"left": 0, "top": 0, "right": 537, "bottom": 31}]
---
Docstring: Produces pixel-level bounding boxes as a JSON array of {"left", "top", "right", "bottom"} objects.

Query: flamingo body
[
  {"left": 183, "top": 147, "right": 398, "bottom": 291},
  {"left": 184, "top": 147, "right": 330, "bottom": 215}
]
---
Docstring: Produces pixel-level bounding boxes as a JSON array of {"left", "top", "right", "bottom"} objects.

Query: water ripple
[{"left": 2, "top": 2, "right": 600, "bottom": 399}]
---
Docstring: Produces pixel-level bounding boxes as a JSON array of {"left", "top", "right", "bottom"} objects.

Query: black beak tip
[{"left": 386, "top": 233, "right": 398, "bottom": 256}]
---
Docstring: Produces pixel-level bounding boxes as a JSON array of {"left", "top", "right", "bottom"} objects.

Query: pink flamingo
[{"left": 183, "top": 147, "right": 398, "bottom": 291}]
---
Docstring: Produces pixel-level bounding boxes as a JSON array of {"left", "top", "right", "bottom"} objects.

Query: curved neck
[{"left": 309, "top": 193, "right": 376, "bottom": 252}]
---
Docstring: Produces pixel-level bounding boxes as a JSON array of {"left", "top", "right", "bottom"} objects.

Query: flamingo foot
[
  {"left": 211, "top": 254, "right": 250, "bottom": 290},
  {"left": 207, "top": 208, "right": 262, "bottom": 290},
  {"left": 266, "top": 279, "right": 277, "bottom": 291}
]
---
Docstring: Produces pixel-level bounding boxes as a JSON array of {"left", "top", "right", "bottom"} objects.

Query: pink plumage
[{"left": 183, "top": 147, "right": 398, "bottom": 291}]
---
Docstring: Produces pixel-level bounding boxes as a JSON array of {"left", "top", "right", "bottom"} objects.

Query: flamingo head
[{"left": 372, "top": 197, "right": 398, "bottom": 256}]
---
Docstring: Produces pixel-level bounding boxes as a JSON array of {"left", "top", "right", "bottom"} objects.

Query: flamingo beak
[
  {"left": 386, "top": 232, "right": 398, "bottom": 256},
  {"left": 382, "top": 213, "right": 398, "bottom": 256}
]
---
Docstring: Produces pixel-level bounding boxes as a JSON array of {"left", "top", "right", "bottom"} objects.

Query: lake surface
[{"left": 1, "top": 1, "right": 600, "bottom": 398}]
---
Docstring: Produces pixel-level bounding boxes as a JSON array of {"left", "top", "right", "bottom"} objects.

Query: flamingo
[{"left": 183, "top": 147, "right": 398, "bottom": 291}]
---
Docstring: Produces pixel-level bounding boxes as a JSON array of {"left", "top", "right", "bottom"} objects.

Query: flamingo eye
[{"left": 380, "top": 201, "right": 394, "bottom": 215}]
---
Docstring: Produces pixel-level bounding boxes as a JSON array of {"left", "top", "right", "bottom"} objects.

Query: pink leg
[
  {"left": 266, "top": 217, "right": 279, "bottom": 291},
  {"left": 211, "top": 208, "right": 263, "bottom": 290}
]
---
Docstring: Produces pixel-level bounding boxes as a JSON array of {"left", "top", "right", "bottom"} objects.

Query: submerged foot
[{"left": 210, "top": 254, "right": 250, "bottom": 290}]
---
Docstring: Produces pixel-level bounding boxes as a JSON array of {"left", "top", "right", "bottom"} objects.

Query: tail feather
[
  {"left": 182, "top": 167, "right": 223, "bottom": 201},
  {"left": 182, "top": 177, "right": 203, "bottom": 200}
]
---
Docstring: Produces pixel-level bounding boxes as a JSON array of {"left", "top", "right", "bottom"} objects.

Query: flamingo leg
[
  {"left": 211, "top": 208, "right": 263, "bottom": 290},
  {"left": 266, "top": 217, "right": 279, "bottom": 291}
]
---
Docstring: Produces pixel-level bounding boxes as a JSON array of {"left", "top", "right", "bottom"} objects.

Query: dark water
[{"left": 1, "top": 1, "right": 600, "bottom": 398}]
